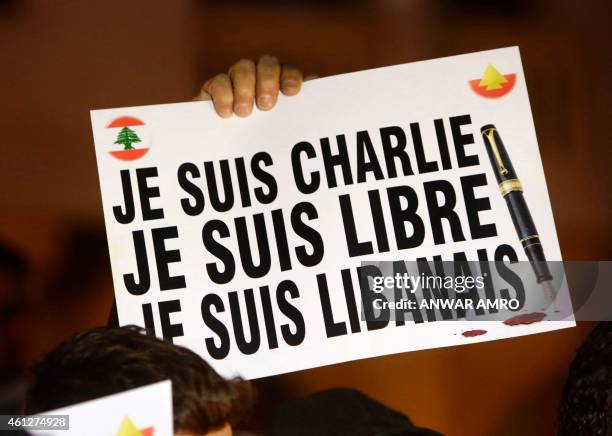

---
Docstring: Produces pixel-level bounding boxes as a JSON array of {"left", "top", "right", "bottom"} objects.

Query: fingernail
[
  {"left": 258, "top": 94, "right": 273, "bottom": 109},
  {"left": 234, "top": 102, "right": 251, "bottom": 117},
  {"left": 219, "top": 107, "right": 233, "bottom": 118},
  {"left": 284, "top": 80, "right": 299, "bottom": 90}
]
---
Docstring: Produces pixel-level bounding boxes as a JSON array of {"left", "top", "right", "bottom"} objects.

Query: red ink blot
[
  {"left": 504, "top": 312, "right": 546, "bottom": 326},
  {"left": 462, "top": 329, "right": 487, "bottom": 337}
]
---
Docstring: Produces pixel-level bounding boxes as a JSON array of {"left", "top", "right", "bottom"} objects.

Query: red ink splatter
[
  {"left": 462, "top": 329, "right": 487, "bottom": 337},
  {"left": 504, "top": 312, "right": 546, "bottom": 326}
]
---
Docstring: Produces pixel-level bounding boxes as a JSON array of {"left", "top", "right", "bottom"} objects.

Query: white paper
[
  {"left": 31, "top": 380, "right": 173, "bottom": 436},
  {"left": 91, "top": 47, "right": 573, "bottom": 380}
]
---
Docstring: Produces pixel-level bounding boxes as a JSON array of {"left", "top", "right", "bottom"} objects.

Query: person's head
[
  {"left": 0, "top": 242, "right": 28, "bottom": 373},
  {"left": 0, "top": 242, "right": 27, "bottom": 317},
  {"left": 272, "top": 388, "right": 441, "bottom": 436},
  {"left": 558, "top": 322, "right": 612, "bottom": 435},
  {"left": 26, "top": 326, "right": 252, "bottom": 435}
]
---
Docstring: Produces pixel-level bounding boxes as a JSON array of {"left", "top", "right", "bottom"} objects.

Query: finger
[
  {"left": 201, "top": 74, "right": 233, "bottom": 118},
  {"left": 228, "top": 58, "right": 256, "bottom": 117},
  {"left": 280, "top": 64, "right": 303, "bottom": 96},
  {"left": 256, "top": 55, "right": 281, "bottom": 110},
  {"left": 193, "top": 90, "right": 211, "bottom": 101}
]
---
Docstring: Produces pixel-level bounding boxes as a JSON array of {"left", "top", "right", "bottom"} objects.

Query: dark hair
[
  {"left": 272, "top": 388, "right": 441, "bottom": 436},
  {"left": 558, "top": 322, "right": 612, "bottom": 435},
  {"left": 26, "top": 326, "right": 252, "bottom": 433},
  {"left": 0, "top": 242, "right": 28, "bottom": 278},
  {"left": 0, "top": 242, "right": 28, "bottom": 320}
]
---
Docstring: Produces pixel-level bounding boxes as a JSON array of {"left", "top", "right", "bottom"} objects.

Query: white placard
[
  {"left": 91, "top": 47, "right": 573, "bottom": 379},
  {"left": 31, "top": 380, "right": 173, "bottom": 435}
]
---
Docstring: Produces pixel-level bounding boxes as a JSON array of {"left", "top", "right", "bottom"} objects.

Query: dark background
[{"left": 0, "top": 1, "right": 610, "bottom": 435}]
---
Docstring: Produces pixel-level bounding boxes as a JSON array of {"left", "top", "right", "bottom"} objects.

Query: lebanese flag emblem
[
  {"left": 116, "top": 415, "right": 154, "bottom": 436},
  {"left": 106, "top": 115, "right": 150, "bottom": 161},
  {"left": 469, "top": 64, "right": 516, "bottom": 98}
]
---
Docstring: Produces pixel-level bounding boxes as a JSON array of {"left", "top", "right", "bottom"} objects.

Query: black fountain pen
[{"left": 481, "top": 124, "right": 556, "bottom": 301}]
